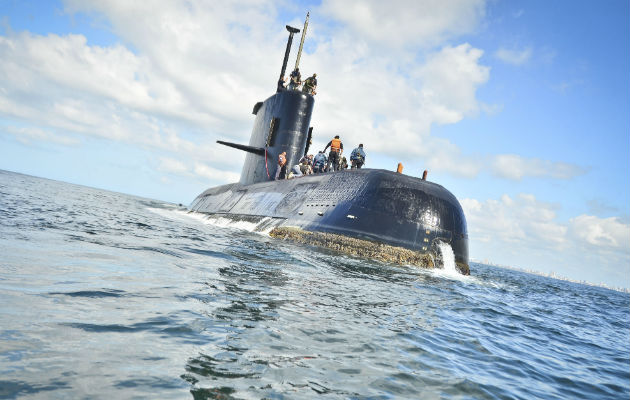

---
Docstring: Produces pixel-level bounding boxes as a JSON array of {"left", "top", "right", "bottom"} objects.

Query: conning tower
[{"left": 217, "top": 14, "right": 314, "bottom": 185}]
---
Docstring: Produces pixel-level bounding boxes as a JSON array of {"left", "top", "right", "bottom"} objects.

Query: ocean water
[{"left": 0, "top": 169, "right": 628, "bottom": 400}]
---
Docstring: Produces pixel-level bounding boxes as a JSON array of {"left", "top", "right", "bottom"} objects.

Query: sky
[{"left": 1, "top": 0, "right": 628, "bottom": 288}]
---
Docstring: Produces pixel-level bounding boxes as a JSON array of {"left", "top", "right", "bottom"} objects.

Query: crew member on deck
[
  {"left": 350, "top": 144, "right": 366, "bottom": 169},
  {"left": 313, "top": 151, "right": 327, "bottom": 173},
  {"left": 340, "top": 156, "right": 349, "bottom": 170},
  {"left": 277, "top": 76, "right": 287, "bottom": 91},
  {"left": 323, "top": 135, "right": 343, "bottom": 172},
  {"left": 303, "top": 73, "right": 317, "bottom": 95},
  {"left": 299, "top": 155, "right": 313, "bottom": 175},
  {"left": 275, "top": 151, "right": 287, "bottom": 180},
  {"left": 289, "top": 68, "right": 301, "bottom": 90},
  {"left": 289, "top": 164, "right": 303, "bottom": 178}
]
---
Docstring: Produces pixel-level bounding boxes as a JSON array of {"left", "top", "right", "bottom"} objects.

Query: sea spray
[
  {"left": 437, "top": 241, "right": 457, "bottom": 273},
  {"left": 161, "top": 210, "right": 282, "bottom": 235}
]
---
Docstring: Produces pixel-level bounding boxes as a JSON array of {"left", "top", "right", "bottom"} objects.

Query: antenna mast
[
  {"left": 278, "top": 25, "right": 300, "bottom": 91},
  {"left": 294, "top": 12, "right": 309, "bottom": 70}
]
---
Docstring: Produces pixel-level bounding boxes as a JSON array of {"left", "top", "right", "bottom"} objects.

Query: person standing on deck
[
  {"left": 350, "top": 144, "right": 366, "bottom": 169},
  {"left": 275, "top": 151, "right": 287, "bottom": 180},
  {"left": 323, "top": 135, "right": 343, "bottom": 172},
  {"left": 313, "top": 151, "right": 327, "bottom": 173}
]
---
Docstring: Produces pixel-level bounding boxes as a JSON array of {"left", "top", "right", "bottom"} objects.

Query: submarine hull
[
  {"left": 190, "top": 16, "right": 469, "bottom": 274},
  {"left": 190, "top": 168, "right": 469, "bottom": 274}
]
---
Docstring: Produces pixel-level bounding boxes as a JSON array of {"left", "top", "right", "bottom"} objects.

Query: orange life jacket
[
  {"left": 331, "top": 138, "right": 341, "bottom": 152},
  {"left": 278, "top": 153, "right": 286, "bottom": 166}
]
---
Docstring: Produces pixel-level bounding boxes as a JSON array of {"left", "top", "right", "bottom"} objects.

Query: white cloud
[
  {"left": 494, "top": 46, "right": 532, "bottom": 65},
  {"left": 461, "top": 193, "right": 630, "bottom": 285},
  {"left": 416, "top": 43, "right": 490, "bottom": 124},
  {"left": 193, "top": 162, "right": 240, "bottom": 183},
  {"left": 491, "top": 154, "right": 586, "bottom": 180},
  {"left": 156, "top": 157, "right": 240, "bottom": 185},
  {"left": 0, "top": 28, "right": 243, "bottom": 182},
  {"left": 420, "top": 137, "right": 482, "bottom": 178},
  {"left": 461, "top": 193, "right": 567, "bottom": 248},
  {"left": 307, "top": 41, "right": 490, "bottom": 176},
  {"left": 3, "top": 126, "right": 80, "bottom": 146},
  {"left": 569, "top": 215, "right": 630, "bottom": 251},
  {"left": 158, "top": 157, "right": 188, "bottom": 174},
  {"left": 320, "top": 0, "right": 486, "bottom": 48},
  {"left": 62, "top": 0, "right": 283, "bottom": 129}
]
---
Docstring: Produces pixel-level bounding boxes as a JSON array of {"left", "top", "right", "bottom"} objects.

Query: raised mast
[
  {"left": 294, "top": 12, "right": 309, "bottom": 71},
  {"left": 277, "top": 25, "right": 300, "bottom": 92}
]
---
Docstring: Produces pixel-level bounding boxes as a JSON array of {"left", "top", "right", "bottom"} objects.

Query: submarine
[{"left": 189, "top": 14, "right": 469, "bottom": 275}]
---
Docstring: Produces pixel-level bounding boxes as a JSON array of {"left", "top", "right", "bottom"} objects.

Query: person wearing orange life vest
[{"left": 323, "top": 135, "right": 343, "bottom": 171}]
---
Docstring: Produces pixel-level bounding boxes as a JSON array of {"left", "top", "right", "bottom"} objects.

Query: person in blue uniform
[
  {"left": 350, "top": 144, "right": 366, "bottom": 169},
  {"left": 288, "top": 68, "right": 301, "bottom": 90},
  {"left": 313, "top": 151, "right": 327, "bottom": 173}
]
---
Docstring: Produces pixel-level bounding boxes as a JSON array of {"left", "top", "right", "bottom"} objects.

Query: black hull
[{"left": 190, "top": 168, "right": 469, "bottom": 273}]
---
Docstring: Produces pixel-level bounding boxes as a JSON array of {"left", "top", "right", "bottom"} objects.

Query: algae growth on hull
[{"left": 270, "top": 227, "right": 470, "bottom": 275}]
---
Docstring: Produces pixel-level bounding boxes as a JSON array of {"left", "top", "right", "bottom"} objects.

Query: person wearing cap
[
  {"left": 288, "top": 68, "right": 302, "bottom": 90},
  {"left": 299, "top": 155, "right": 313, "bottom": 175},
  {"left": 350, "top": 144, "right": 366, "bottom": 169},
  {"left": 313, "top": 151, "right": 327, "bottom": 173},
  {"left": 303, "top": 73, "right": 317, "bottom": 95},
  {"left": 323, "top": 135, "right": 343, "bottom": 172},
  {"left": 275, "top": 151, "right": 287, "bottom": 180},
  {"left": 340, "top": 156, "right": 349, "bottom": 170}
]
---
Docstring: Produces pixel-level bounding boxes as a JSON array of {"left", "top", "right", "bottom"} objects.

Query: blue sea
[{"left": 1, "top": 169, "right": 628, "bottom": 399}]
